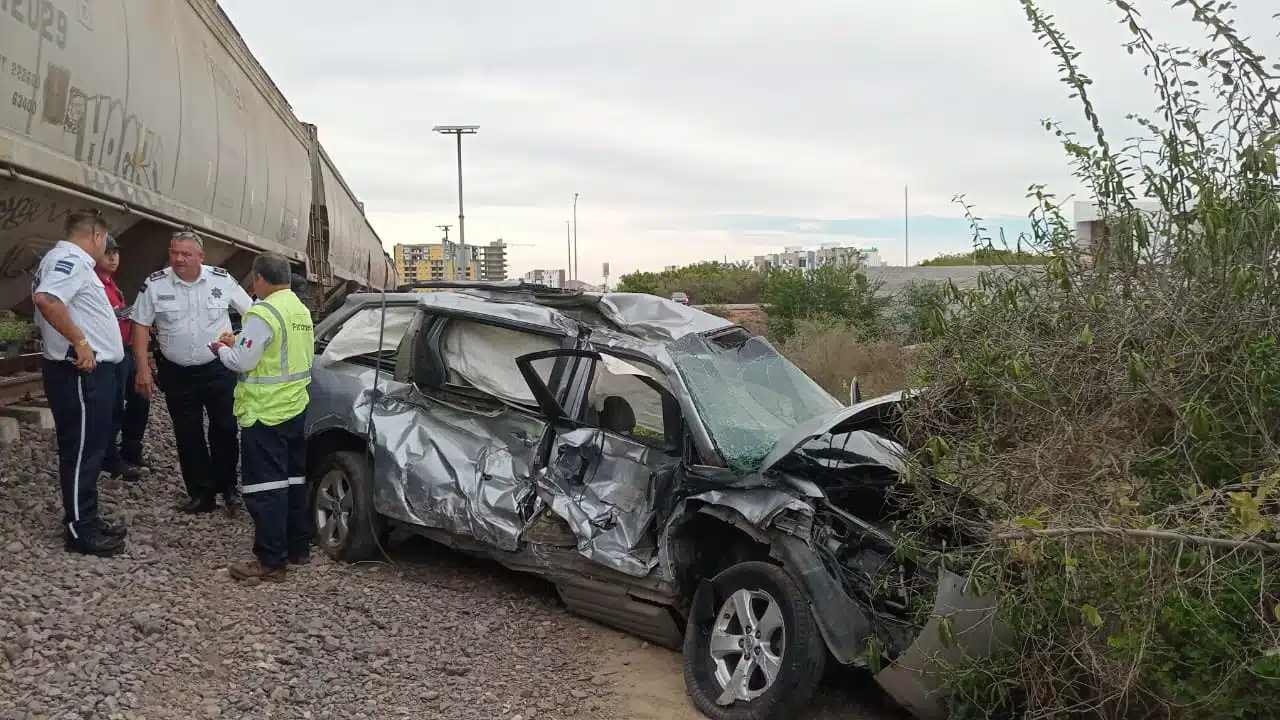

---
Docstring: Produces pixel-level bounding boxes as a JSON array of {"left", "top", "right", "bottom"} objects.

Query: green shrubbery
[
  {"left": 919, "top": 246, "right": 1048, "bottom": 267},
  {"left": 758, "top": 262, "right": 889, "bottom": 341},
  {"left": 618, "top": 256, "right": 947, "bottom": 348},
  {"left": 614, "top": 261, "right": 764, "bottom": 304},
  {"left": 895, "top": 2, "right": 1280, "bottom": 718},
  {"left": 0, "top": 313, "right": 34, "bottom": 342}
]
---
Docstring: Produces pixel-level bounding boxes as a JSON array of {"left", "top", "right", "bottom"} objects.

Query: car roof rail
[{"left": 393, "top": 280, "right": 584, "bottom": 298}]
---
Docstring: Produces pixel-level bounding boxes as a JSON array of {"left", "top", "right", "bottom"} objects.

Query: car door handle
[{"left": 512, "top": 430, "right": 538, "bottom": 447}]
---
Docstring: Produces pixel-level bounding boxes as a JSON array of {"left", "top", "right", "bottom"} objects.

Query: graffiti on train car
[
  {"left": 69, "top": 90, "right": 166, "bottom": 191},
  {"left": 0, "top": 194, "right": 75, "bottom": 231},
  {"left": 1, "top": 49, "right": 168, "bottom": 194},
  {"left": 79, "top": 166, "right": 161, "bottom": 208},
  {"left": 202, "top": 42, "right": 247, "bottom": 112},
  {"left": 0, "top": 0, "right": 71, "bottom": 51}
]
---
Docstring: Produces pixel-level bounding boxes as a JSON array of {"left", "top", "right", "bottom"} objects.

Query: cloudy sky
[{"left": 219, "top": 0, "right": 1277, "bottom": 283}]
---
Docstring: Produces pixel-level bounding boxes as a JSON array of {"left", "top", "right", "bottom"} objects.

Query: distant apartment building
[
  {"left": 522, "top": 268, "right": 567, "bottom": 288},
  {"left": 393, "top": 240, "right": 482, "bottom": 287},
  {"left": 479, "top": 239, "right": 509, "bottom": 281},
  {"left": 752, "top": 243, "right": 885, "bottom": 273},
  {"left": 1072, "top": 200, "right": 1170, "bottom": 264}
]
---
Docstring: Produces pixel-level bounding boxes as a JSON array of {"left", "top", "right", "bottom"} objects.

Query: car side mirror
[{"left": 849, "top": 377, "right": 862, "bottom": 405}]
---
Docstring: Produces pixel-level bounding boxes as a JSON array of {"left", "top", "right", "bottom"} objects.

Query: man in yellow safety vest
[{"left": 209, "top": 252, "right": 315, "bottom": 583}]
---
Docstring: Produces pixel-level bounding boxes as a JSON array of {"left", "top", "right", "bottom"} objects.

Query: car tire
[
  {"left": 311, "top": 449, "right": 383, "bottom": 562},
  {"left": 682, "top": 561, "right": 827, "bottom": 720}
]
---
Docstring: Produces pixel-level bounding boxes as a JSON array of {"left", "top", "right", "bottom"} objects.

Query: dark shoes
[
  {"left": 64, "top": 527, "right": 126, "bottom": 558},
  {"left": 229, "top": 558, "right": 286, "bottom": 583},
  {"left": 103, "top": 460, "right": 142, "bottom": 481},
  {"left": 179, "top": 492, "right": 242, "bottom": 517},
  {"left": 94, "top": 518, "right": 128, "bottom": 541},
  {"left": 179, "top": 497, "right": 218, "bottom": 515},
  {"left": 289, "top": 552, "right": 311, "bottom": 566},
  {"left": 124, "top": 456, "right": 150, "bottom": 470},
  {"left": 222, "top": 490, "right": 242, "bottom": 518}
]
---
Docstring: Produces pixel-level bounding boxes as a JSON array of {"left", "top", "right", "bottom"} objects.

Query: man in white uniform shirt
[
  {"left": 31, "top": 210, "right": 129, "bottom": 557},
  {"left": 132, "top": 231, "right": 253, "bottom": 515}
]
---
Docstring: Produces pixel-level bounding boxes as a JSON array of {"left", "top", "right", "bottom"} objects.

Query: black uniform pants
[
  {"left": 105, "top": 346, "right": 150, "bottom": 468},
  {"left": 41, "top": 358, "right": 118, "bottom": 538},
  {"left": 240, "top": 413, "right": 310, "bottom": 570},
  {"left": 156, "top": 356, "right": 239, "bottom": 501}
]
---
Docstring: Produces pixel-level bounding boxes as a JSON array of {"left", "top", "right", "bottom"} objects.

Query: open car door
[{"left": 515, "top": 348, "right": 685, "bottom": 578}]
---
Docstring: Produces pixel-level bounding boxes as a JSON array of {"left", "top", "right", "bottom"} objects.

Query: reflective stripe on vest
[{"left": 239, "top": 300, "right": 313, "bottom": 384}]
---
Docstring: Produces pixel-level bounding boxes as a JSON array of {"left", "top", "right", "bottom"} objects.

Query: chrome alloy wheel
[
  {"left": 314, "top": 469, "right": 353, "bottom": 550},
  {"left": 709, "top": 588, "right": 787, "bottom": 705}
]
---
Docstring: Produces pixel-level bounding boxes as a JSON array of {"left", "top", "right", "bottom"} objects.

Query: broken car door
[
  {"left": 516, "top": 348, "right": 684, "bottom": 578},
  {"left": 397, "top": 315, "right": 568, "bottom": 550}
]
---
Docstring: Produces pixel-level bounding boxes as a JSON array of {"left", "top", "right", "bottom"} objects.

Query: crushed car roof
[{"left": 343, "top": 281, "right": 736, "bottom": 345}]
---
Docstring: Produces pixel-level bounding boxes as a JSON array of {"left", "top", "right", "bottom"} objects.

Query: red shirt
[{"left": 96, "top": 269, "right": 131, "bottom": 344}]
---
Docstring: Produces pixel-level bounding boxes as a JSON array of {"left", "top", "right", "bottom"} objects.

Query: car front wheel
[
  {"left": 311, "top": 449, "right": 383, "bottom": 562},
  {"left": 682, "top": 561, "right": 827, "bottom": 719}
]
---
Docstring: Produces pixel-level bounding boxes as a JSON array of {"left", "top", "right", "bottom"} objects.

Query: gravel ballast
[{"left": 0, "top": 399, "right": 899, "bottom": 720}]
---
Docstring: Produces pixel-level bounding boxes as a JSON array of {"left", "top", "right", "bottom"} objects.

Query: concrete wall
[
  {"left": 693, "top": 265, "right": 1016, "bottom": 312},
  {"left": 864, "top": 265, "right": 1012, "bottom": 295}
]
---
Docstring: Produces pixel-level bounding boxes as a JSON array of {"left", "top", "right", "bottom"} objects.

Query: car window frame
[
  {"left": 515, "top": 347, "right": 684, "bottom": 457},
  {"left": 408, "top": 312, "right": 579, "bottom": 414},
  {"left": 314, "top": 300, "right": 422, "bottom": 374}
]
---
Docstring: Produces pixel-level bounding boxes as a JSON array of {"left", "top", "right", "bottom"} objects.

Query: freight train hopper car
[{"left": 0, "top": 0, "right": 396, "bottom": 319}]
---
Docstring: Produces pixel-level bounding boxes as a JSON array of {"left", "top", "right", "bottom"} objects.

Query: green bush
[
  {"left": 0, "top": 313, "right": 33, "bottom": 342},
  {"left": 888, "top": 279, "right": 948, "bottom": 345},
  {"left": 919, "top": 246, "right": 1047, "bottom": 267},
  {"left": 759, "top": 261, "right": 889, "bottom": 341},
  {"left": 615, "top": 261, "right": 764, "bottom": 304},
  {"left": 896, "top": 3, "right": 1280, "bottom": 718}
]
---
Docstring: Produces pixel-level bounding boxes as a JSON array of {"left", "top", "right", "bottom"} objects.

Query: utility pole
[
  {"left": 437, "top": 224, "right": 452, "bottom": 243},
  {"left": 572, "top": 192, "right": 579, "bottom": 282},
  {"left": 566, "top": 220, "right": 572, "bottom": 283},
  {"left": 904, "top": 184, "right": 910, "bottom": 267},
  {"left": 432, "top": 125, "right": 479, "bottom": 246}
]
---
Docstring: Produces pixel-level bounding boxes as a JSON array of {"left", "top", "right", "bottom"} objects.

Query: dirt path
[
  {"left": 591, "top": 633, "right": 705, "bottom": 719},
  {"left": 589, "top": 625, "right": 903, "bottom": 720}
]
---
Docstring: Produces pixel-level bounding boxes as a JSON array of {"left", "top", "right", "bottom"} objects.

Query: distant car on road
[
  {"left": 670, "top": 291, "right": 690, "bottom": 305},
  {"left": 304, "top": 281, "right": 1002, "bottom": 719}
]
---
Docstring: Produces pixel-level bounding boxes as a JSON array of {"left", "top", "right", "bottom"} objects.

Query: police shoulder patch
[
  {"left": 210, "top": 266, "right": 229, "bottom": 277},
  {"left": 148, "top": 269, "right": 168, "bottom": 282}
]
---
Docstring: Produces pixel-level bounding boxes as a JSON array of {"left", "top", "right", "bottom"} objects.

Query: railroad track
[{"left": 0, "top": 353, "right": 43, "bottom": 407}]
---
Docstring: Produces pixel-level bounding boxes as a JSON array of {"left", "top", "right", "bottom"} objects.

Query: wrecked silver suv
[{"left": 304, "top": 282, "right": 1000, "bottom": 719}]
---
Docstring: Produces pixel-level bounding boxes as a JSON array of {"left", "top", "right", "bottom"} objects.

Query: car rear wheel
[
  {"left": 311, "top": 449, "right": 383, "bottom": 562},
  {"left": 682, "top": 561, "right": 827, "bottom": 719}
]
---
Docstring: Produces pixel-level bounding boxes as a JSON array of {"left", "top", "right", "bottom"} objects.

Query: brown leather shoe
[{"left": 229, "top": 559, "right": 286, "bottom": 583}]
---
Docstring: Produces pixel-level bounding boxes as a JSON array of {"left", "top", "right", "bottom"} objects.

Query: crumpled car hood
[{"left": 756, "top": 391, "right": 908, "bottom": 474}]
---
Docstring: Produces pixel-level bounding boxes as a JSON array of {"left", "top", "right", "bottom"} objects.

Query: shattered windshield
[{"left": 669, "top": 332, "right": 844, "bottom": 474}]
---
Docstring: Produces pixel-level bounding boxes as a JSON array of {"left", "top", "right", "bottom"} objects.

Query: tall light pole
[
  {"left": 566, "top": 221, "right": 572, "bottom": 284},
  {"left": 432, "top": 125, "right": 479, "bottom": 246},
  {"left": 572, "top": 192, "right": 579, "bottom": 283},
  {"left": 904, "top": 184, "right": 910, "bottom": 267}
]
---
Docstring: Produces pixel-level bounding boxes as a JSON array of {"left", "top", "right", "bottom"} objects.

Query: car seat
[{"left": 598, "top": 395, "right": 636, "bottom": 435}]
